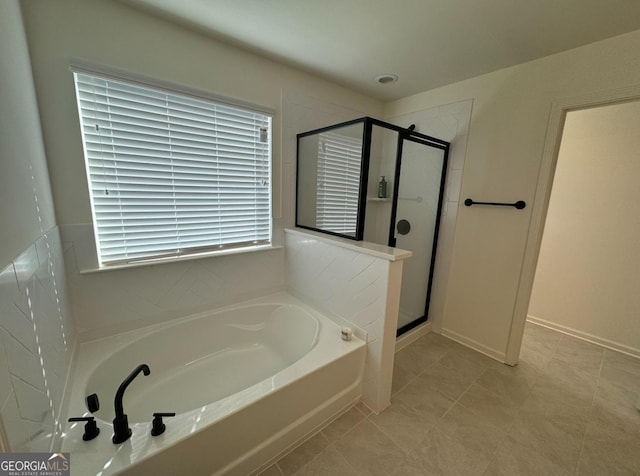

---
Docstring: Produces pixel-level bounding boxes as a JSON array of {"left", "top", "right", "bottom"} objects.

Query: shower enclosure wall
[{"left": 296, "top": 117, "right": 449, "bottom": 335}]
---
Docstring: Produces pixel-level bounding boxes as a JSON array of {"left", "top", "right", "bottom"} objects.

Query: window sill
[{"left": 79, "top": 244, "right": 283, "bottom": 274}]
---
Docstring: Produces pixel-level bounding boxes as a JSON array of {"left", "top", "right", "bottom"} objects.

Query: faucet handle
[
  {"left": 151, "top": 412, "right": 176, "bottom": 436},
  {"left": 68, "top": 416, "right": 100, "bottom": 441},
  {"left": 86, "top": 393, "right": 99, "bottom": 413}
]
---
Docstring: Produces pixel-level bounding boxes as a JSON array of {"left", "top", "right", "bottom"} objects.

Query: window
[
  {"left": 72, "top": 70, "right": 272, "bottom": 266},
  {"left": 315, "top": 131, "right": 362, "bottom": 234}
]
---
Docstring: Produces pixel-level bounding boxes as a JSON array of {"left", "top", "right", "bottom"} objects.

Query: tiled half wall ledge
[{"left": 284, "top": 228, "right": 411, "bottom": 412}]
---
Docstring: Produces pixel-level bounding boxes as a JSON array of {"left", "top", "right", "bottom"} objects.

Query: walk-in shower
[{"left": 296, "top": 117, "right": 449, "bottom": 335}]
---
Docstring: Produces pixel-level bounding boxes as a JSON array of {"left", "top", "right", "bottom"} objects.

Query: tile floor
[{"left": 260, "top": 322, "right": 640, "bottom": 475}]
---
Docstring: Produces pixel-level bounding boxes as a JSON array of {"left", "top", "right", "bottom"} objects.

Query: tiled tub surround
[
  {"left": 63, "top": 292, "right": 365, "bottom": 476},
  {"left": 285, "top": 228, "right": 412, "bottom": 412},
  {"left": 0, "top": 227, "right": 75, "bottom": 451}
]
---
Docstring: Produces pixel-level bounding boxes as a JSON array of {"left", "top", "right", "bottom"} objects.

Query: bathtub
[{"left": 63, "top": 292, "right": 366, "bottom": 475}]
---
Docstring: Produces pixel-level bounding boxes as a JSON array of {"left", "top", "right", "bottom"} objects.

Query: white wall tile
[
  {"left": 0, "top": 389, "right": 52, "bottom": 453},
  {"left": 1, "top": 392, "right": 30, "bottom": 452},
  {"left": 12, "top": 376, "right": 53, "bottom": 425},
  {"left": 285, "top": 231, "right": 401, "bottom": 412},
  {"left": 13, "top": 244, "right": 39, "bottom": 292},
  {"left": 0, "top": 264, "right": 19, "bottom": 307},
  {"left": 0, "top": 338, "right": 11, "bottom": 408},
  {"left": 1, "top": 330, "right": 45, "bottom": 392},
  {"left": 12, "top": 275, "right": 35, "bottom": 318},
  {"left": 0, "top": 225, "right": 75, "bottom": 452},
  {"left": 1, "top": 303, "right": 37, "bottom": 354}
]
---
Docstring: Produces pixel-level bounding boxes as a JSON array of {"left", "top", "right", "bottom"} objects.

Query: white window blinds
[
  {"left": 73, "top": 71, "right": 272, "bottom": 265},
  {"left": 315, "top": 132, "right": 362, "bottom": 235}
]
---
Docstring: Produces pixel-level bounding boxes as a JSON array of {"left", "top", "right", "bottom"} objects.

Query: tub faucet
[{"left": 112, "top": 364, "right": 150, "bottom": 444}]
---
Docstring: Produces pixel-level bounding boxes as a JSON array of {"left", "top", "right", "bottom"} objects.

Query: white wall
[
  {"left": 0, "top": 0, "right": 55, "bottom": 266},
  {"left": 385, "top": 30, "right": 640, "bottom": 360},
  {"left": 529, "top": 101, "right": 640, "bottom": 356},
  {"left": 0, "top": 0, "right": 75, "bottom": 452},
  {"left": 20, "top": 0, "right": 382, "bottom": 337}
]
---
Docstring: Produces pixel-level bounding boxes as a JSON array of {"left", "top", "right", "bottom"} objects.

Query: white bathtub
[{"left": 63, "top": 292, "right": 366, "bottom": 475}]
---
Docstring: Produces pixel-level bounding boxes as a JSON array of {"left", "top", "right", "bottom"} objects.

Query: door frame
[{"left": 505, "top": 84, "right": 640, "bottom": 365}]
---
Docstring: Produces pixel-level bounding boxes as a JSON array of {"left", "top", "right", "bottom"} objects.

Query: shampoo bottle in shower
[{"left": 378, "top": 176, "right": 387, "bottom": 198}]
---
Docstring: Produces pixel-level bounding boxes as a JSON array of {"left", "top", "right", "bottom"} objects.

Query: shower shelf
[{"left": 367, "top": 197, "right": 391, "bottom": 202}]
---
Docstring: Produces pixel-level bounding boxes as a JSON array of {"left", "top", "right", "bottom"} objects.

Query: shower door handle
[
  {"left": 390, "top": 219, "right": 411, "bottom": 247},
  {"left": 397, "top": 219, "right": 411, "bottom": 235}
]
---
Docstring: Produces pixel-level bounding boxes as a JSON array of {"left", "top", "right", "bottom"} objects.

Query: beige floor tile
[
  {"left": 457, "top": 383, "right": 520, "bottom": 433},
  {"left": 419, "top": 332, "right": 456, "bottom": 347},
  {"left": 519, "top": 384, "right": 592, "bottom": 432},
  {"left": 599, "top": 353, "right": 640, "bottom": 394},
  {"left": 439, "top": 348, "right": 490, "bottom": 375},
  {"left": 594, "top": 378, "right": 640, "bottom": 417},
  {"left": 369, "top": 402, "right": 434, "bottom": 452},
  {"left": 321, "top": 406, "right": 367, "bottom": 443},
  {"left": 552, "top": 335, "right": 604, "bottom": 376},
  {"left": 333, "top": 419, "right": 407, "bottom": 476},
  {"left": 576, "top": 453, "right": 637, "bottom": 476},
  {"left": 390, "top": 458, "right": 428, "bottom": 476},
  {"left": 408, "top": 334, "right": 454, "bottom": 362},
  {"left": 484, "top": 435, "right": 571, "bottom": 476},
  {"left": 508, "top": 408, "right": 585, "bottom": 472},
  {"left": 518, "top": 342, "right": 554, "bottom": 372},
  {"left": 392, "top": 373, "right": 456, "bottom": 423},
  {"left": 475, "top": 362, "right": 538, "bottom": 406},
  {"left": 405, "top": 337, "right": 452, "bottom": 368},
  {"left": 599, "top": 365, "right": 640, "bottom": 397},
  {"left": 447, "top": 341, "right": 498, "bottom": 368},
  {"left": 588, "top": 393, "right": 640, "bottom": 441},
  {"left": 277, "top": 432, "right": 330, "bottom": 475},
  {"left": 258, "top": 463, "right": 284, "bottom": 476},
  {"left": 392, "top": 348, "right": 422, "bottom": 394},
  {"left": 577, "top": 427, "right": 640, "bottom": 475},
  {"left": 518, "top": 323, "right": 561, "bottom": 372},
  {"left": 412, "top": 427, "right": 491, "bottom": 476},
  {"left": 293, "top": 445, "right": 360, "bottom": 476},
  {"left": 354, "top": 401, "right": 372, "bottom": 417},
  {"left": 523, "top": 322, "right": 563, "bottom": 346},
  {"left": 420, "top": 353, "right": 486, "bottom": 400},
  {"left": 538, "top": 359, "right": 598, "bottom": 403},
  {"left": 601, "top": 349, "right": 640, "bottom": 378},
  {"left": 436, "top": 402, "right": 507, "bottom": 455}
]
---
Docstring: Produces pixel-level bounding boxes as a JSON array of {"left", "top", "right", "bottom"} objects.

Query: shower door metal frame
[
  {"left": 295, "top": 117, "right": 450, "bottom": 336},
  {"left": 296, "top": 117, "right": 371, "bottom": 241},
  {"left": 388, "top": 133, "right": 450, "bottom": 337}
]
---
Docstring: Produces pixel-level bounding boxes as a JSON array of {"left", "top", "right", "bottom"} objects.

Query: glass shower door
[{"left": 391, "top": 137, "right": 447, "bottom": 334}]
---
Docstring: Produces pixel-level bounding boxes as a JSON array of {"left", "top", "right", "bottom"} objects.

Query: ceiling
[{"left": 122, "top": 0, "right": 640, "bottom": 101}]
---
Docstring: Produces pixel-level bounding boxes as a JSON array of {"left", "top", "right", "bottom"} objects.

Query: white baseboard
[
  {"left": 440, "top": 328, "right": 506, "bottom": 363},
  {"left": 526, "top": 315, "right": 640, "bottom": 359},
  {"left": 395, "top": 321, "right": 431, "bottom": 352}
]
